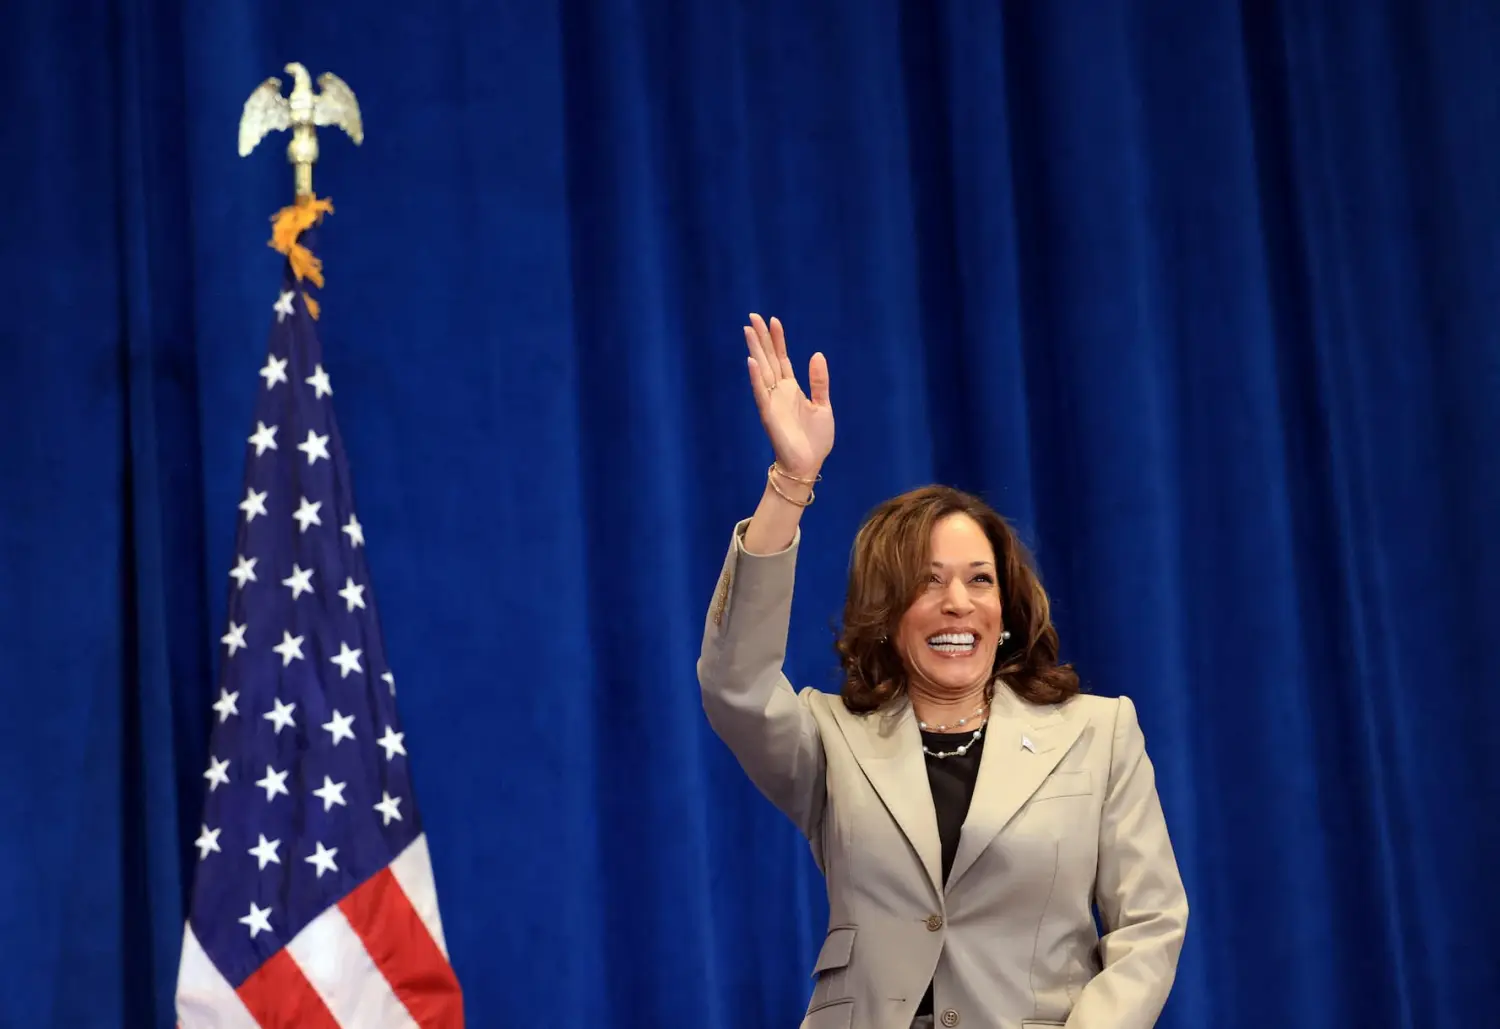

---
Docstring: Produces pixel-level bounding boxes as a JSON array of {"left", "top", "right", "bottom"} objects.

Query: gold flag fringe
[{"left": 268, "top": 194, "right": 335, "bottom": 320}]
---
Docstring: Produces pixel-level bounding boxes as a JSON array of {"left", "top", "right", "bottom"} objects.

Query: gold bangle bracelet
[
  {"left": 768, "top": 462, "right": 822, "bottom": 486},
  {"left": 767, "top": 466, "right": 815, "bottom": 507}
]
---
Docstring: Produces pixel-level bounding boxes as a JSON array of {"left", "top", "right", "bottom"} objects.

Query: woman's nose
[{"left": 941, "top": 580, "right": 973, "bottom": 613}]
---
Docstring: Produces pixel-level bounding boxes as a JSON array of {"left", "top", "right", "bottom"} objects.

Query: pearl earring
[{"left": 1000, "top": 630, "right": 1012, "bottom": 643}]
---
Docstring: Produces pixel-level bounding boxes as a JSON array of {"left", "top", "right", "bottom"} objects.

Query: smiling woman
[
  {"left": 698, "top": 314, "right": 1189, "bottom": 1029},
  {"left": 835, "top": 487, "right": 1080, "bottom": 722}
]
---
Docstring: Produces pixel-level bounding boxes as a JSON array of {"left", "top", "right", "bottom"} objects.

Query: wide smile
[{"left": 925, "top": 631, "right": 978, "bottom": 658}]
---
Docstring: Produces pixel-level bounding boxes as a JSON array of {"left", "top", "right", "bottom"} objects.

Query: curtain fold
[{"left": 112, "top": 0, "right": 202, "bottom": 1024}]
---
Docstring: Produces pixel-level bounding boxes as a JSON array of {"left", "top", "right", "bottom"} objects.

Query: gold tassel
[{"left": 267, "top": 194, "right": 335, "bottom": 320}]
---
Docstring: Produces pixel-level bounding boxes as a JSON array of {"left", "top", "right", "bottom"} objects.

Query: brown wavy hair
[{"left": 835, "top": 485, "right": 1079, "bottom": 713}]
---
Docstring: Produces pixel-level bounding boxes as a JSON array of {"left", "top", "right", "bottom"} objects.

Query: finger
[
  {"left": 807, "top": 351, "right": 831, "bottom": 408},
  {"left": 748, "top": 313, "right": 778, "bottom": 379},
  {"left": 744, "top": 326, "right": 775, "bottom": 389},
  {"left": 769, "top": 317, "right": 797, "bottom": 382},
  {"left": 747, "top": 356, "right": 770, "bottom": 413}
]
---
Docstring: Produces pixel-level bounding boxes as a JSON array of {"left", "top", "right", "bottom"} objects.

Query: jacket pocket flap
[
  {"left": 811, "top": 925, "right": 856, "bottom": 975},
  {"left": 800, "top": 997, "right": 854, "bottom": 1028},
  {"left": 1032, "top": 770, "right": 1092, "bottom": 801}
]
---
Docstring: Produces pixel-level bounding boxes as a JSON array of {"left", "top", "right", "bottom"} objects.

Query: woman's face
[{"left": 894, "top": 513, "right": 1005, "bottom": 695}]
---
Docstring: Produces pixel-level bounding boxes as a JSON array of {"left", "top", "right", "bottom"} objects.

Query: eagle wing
[
  {"left": 313, "top": 72, "right": 364, "bottom": 145},
  {"left": 238, "top": 77, "right": 290, "bottom": 156}
]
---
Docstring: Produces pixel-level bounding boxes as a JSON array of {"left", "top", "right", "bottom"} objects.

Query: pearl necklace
[
  {"left": 917, "top": 701, "right": 988, "bottom": 733},
  {"left": 922, "top": 723, "right": 985, "bottom": 759},
  {"left": 918, "top": 698, "right": 990, "bottom": 759}
]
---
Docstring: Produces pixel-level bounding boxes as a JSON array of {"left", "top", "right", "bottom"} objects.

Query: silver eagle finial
[{"left": 239, "top": 62, "right": 363, "bottom": 198}]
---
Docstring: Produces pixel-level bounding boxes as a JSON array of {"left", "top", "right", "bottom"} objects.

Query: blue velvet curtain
[{"left": 2, "top": 1, "right": 1497, "bottom": 1026}]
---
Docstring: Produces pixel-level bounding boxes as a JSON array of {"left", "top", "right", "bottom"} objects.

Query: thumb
[{"left": 807, "top": 352, "right": 831, "bottom": 407}]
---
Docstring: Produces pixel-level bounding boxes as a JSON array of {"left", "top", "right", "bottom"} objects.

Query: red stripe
[
  {"left": 235, "top": 948, "right": 342, "bottom": 1029},
  {"left": 339, "top": 867, "right": 465, "bottom": 1028}
]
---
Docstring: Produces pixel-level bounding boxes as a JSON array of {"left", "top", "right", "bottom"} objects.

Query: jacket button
[
  {"left": 925, "top": 914, "right": 943, "bottom": 931},
  {"left": 940, "top": 1009, "right": 960, "bottom": 1027}
]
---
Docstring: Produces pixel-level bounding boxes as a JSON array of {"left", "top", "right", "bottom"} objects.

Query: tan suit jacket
[{"left": 698, "top": 521, "right": 1188, "bottom": 1029}]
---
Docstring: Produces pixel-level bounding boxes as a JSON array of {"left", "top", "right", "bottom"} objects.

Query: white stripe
[
  {"left": 286, "top": 906, "right": 420, "bottom": 1029},
  {"left": 389, "top": 833, "right": 450, "bottom": 958},
  {"left": 174, "top": 924, "right": 261, "bottom": 1029}
]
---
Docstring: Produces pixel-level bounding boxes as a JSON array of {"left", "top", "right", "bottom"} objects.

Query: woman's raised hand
[{"left": 744, "top": 314, "right": 834, "bottom": 480}]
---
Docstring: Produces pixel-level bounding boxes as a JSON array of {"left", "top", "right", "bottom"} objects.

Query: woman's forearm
[{"left": 742, "top": 465, "right": 818, "bottom": 556}]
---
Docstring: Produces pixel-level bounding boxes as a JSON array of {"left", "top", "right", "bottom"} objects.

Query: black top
[{"left": 915, "top": 727, "right": 986, "bottom": 1017}]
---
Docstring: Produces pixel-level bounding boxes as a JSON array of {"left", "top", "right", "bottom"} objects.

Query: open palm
[{"left": 744, "top": 313, "right": 834, "bottom": 478}]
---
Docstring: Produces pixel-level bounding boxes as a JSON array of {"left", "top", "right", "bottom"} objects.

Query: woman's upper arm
[
  {"left": 1069, "top": 700, "right": 1190, "bottom": 1029},
  {"left": 697, "top": 520, "right": 827, "bottom": 837},
  {"left": 1098, "top": 696, "right": 1188, "bottom": 954},
  {"left": 1095, "top": 695, "right": 1188, "bottom": 936}
]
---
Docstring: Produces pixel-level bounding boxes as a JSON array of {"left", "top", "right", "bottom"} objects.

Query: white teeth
[
  {"left": 927, "top": 632, "right": 976, "bottom": 651},
  {"left": 918, "top": 633, "right": 978, "bottom": 648}
]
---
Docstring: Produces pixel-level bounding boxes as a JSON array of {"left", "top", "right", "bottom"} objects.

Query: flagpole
[{"left": 237, "top": 62, "right": 364, "bottom": 319}]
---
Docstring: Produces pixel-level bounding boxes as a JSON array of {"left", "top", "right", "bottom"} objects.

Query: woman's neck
[{"left": 908, "top": 680, "right": 990, "bottom": 732}]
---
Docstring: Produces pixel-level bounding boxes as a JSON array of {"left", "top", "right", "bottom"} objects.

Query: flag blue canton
[{"left": 187, "top": 271, "right": 421, "bottom": 990}]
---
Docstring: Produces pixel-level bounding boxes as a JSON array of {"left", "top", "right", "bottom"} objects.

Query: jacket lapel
[
  {"left": 830, "top": 698, "right": 944, "bottom": 898},
  {"left": 944, "top": 685, "right": 1086, "bottom": 892}
]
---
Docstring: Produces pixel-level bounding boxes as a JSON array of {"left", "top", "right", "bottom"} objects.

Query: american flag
[{"left": 174, "top": 223, "right": 464, "bottom": 1028}]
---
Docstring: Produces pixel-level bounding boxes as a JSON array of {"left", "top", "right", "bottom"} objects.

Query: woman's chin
[{"left": 913, "top": 655, "right": 991, "bottom": 693}]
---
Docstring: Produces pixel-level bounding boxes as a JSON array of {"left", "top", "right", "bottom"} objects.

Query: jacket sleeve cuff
[{"left": 708, "top": 518, "right": 800, "bottom": 636}]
